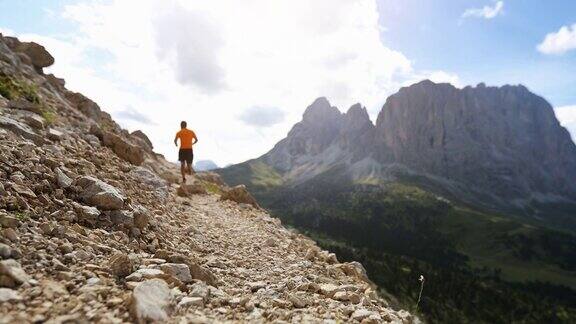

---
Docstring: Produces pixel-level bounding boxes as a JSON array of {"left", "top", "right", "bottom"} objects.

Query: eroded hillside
[{"left": 0, "top": 34, "right": 415, "bottom": 323}]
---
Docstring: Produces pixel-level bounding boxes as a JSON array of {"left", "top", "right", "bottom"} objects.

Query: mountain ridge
[
  {"left": 217, "top": 80, "right": 576, "bottom": 323},
  {"left": 241, "top": 80, "right": 576, "bottom": 219}
]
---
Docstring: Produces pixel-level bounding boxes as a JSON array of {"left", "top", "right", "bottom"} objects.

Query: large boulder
[
  {"left": 74, "top": 176, "right": 125, "bottom": 210},
  {"left": 220, "top": 185, "right": 259, "bottom": 208},
  {"left": 14, "top": 42, "right": 54, "bottom": 69},
  {"left": 130, "top": 279, "right": 171, "bottom": 323},
  {"left": 131, "top": 130, "right": 153, "bottom": 151}
]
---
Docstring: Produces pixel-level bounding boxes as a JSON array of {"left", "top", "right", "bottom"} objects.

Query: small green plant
[
  {"left": 13, "top": 211, "right": 29, "bottom": 221},
  {"left": 0, "top": 73, "right": 41, "bottom": 104},
  {"left": 41, "top": 107, "right": 56, "bottom": 125},
  {"left": 203, "top": 181, "right": 222, "bottom": 195}
]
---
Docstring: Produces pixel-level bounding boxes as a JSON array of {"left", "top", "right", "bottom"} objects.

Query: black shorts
[{"left": 178, "top": 149, "right": 194, "bottom": 163}]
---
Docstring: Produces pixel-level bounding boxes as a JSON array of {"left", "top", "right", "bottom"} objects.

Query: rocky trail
[{"left": 0, "top": 33, "right": 415, "bottom": 323}]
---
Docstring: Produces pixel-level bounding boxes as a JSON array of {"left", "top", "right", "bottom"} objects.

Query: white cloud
[
  {"left": 2, "top": 0, "right": 459, "bottom": 166},
  {"left": 555, "top": 105, "right": 576, "bottom": 141},
  {"left": 239, "top": 106, "right": 286, "bottom": 128},
  {"left": 462, "top": 1, "right": 504, "bottom": 20},
  {"left": 537, "top": 23, "right": 576, "bottom": 55}
]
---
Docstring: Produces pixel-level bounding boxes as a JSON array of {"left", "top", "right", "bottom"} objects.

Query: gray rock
[
  {"left": 190, "top": 281, "right": 210, "bottom": 301},
  {"left": 0, "top": 215, "right": 20, "bottom": 228},
  {"left": 0, "top": 243, "right": 12, "bottom": 259},
  {"left": 133, "top": 205, "right": 150, "bottom": 230},
  {"left": 74, "top": 176, "right": 125, "bottom": 210},
  {"left": 55, "top": 168, "right": 73, "bottom": 188},
  {"left": 130, "top": 279, "right": 171, "bottom": 323},
  {"left": 47, "top": 128, "right": 63, "bottom": 141},
  {"left": 160, "top": 263, "right": 192, "bottom": 283},
  {"left": 130, "top": 167, "right": 167, "bottom": 189},
  {"left": 0, "top": 116, "right": 44, "bottom": 144},
  {"left": 351, "top": 308, "right": 374, "bottom": 321},
  {"left": 108, "top": 210, "right": 134, "bottom": 227},
  {"left": 24, "top": 114, "right": 44, "bottom": 129},
  {"left": 177, "top": 296, "right": 204, "bottom": 308},
  {"left": 135, "top": 268, "right": 164, "bottom": 279},
  {"left": 0, "top": 259, "right": 30, "bottom": 288},
  {"left": 0, "top": 288, "right": 21, "bottom": 302},
  {"left": 73, "top": 203, "right": 101, "bottom": 226}
]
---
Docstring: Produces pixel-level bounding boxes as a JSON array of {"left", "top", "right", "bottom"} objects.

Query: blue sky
[
  {"left": 378, "top": 0, "right": 576, "bottom": 107},
  {"left": 1, "top": 0, "right": 575, "bottom": 165}
]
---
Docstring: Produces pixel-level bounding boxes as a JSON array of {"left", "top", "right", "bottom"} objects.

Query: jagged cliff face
[
  {"left": 263, "top": 98, "right": 378, "bottom": 183},
  {"left": 245, "top": 80, "right": 576, "bottom": 212},
  {"left": 376, "top": 80, "right": 576, "bottom": 205}
]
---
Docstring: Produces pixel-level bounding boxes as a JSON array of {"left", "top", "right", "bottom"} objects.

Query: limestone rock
[
  {"left": 102, "top": 131, "right": 145, "bottom": 166},
  {"left": 24, "top": 114, "right": 44, "bottom": 129},
  {"left": 0, "top": 288, "right": 21, "bottom": 302},
  {"left": 160, "top": 263, "right": 193, "bottom": 283},
  {"left": 74, "top": 176, "right": 125, "bottom": 210},
  {"left": 178, "top": 296, "right": 204, "bottom": 308},
  {"left": 0, "top": 259, "right": 29, "bottom": 288},
  {"left": 130, "top": 279, "right": 171, "bottom": 323},
  {"left": 47, "top": 128, "right": 64, "bottom": 141},
  {"left": 0, "top": 116, "right": 44, "bottom": 145},
  {"left": 109, "top": 252, "right": 133, "bottom": 277},
  {"left": 55, "top": 168, "right": 73, "bottom": 188}
]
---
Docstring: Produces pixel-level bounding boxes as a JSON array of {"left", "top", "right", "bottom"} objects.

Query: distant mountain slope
[
  {"left": 220, "top": 81, "right": 576, "bottom": 223},
  {"left": 194, "top": 160, "right": 219, "bottom": 171},
  {"left": 216, "top": 81, "right": 576, "bottom": 322}
]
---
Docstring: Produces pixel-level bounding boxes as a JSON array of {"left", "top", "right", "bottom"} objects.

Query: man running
[{"left": 174, "top": 121, "right": 198, "bottom": 183}]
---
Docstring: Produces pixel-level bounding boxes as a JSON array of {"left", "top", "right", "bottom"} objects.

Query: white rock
[
  {"left": 0, "top": 259, "right": 30, "bottom": 288},
  {"left": 74, "top": 176, "right": 125, "bottom": 210},
  {"left": 130, "top": 279, "right": 171, "bottom": 324},
  {"left": 0, "top": 288, "right": 21, "bottom": 302},
  {"left": 178, "top": 296, "right": 204, "bottom": 308}
]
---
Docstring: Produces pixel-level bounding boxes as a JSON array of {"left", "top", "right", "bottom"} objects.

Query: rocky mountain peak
[
  {"left": 345, "top": 103, "right": 371, "bottom": 125},
  {"left": 301, "top": 97, "right": 341, "bottom": 124}
]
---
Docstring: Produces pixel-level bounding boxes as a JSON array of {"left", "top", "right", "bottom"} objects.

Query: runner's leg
[{"left": 180, "top": 161, "right": 186, "bottom": 182}]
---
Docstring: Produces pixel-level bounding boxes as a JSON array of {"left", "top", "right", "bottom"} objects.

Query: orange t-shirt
[{"left": 176, "top": 128, "right": 197, "bottom": 149}]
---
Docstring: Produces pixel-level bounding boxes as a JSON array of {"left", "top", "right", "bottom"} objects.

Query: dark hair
[{"left": 180, "top": 121, "right": 187, "bottom": 128}]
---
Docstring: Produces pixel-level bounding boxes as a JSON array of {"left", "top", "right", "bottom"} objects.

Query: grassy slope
[
  {"left": 217, "top": 161, "right": 576, "bottom": 322},
  {"left": 217, "top": 161, "right": 576, "bottom": 289}
]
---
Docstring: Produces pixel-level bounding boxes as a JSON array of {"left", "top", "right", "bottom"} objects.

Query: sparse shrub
[
  {"left": 0, "top": 73, "right": 41, "bottom": 104},
  {"left": 41, "top": 106, "right": 56, "bottom": 125},
  {"left": 416, "top": 274, "right": 425, "bottom": 311}
]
